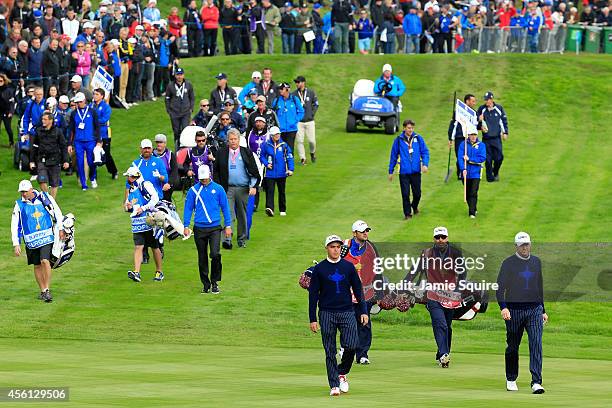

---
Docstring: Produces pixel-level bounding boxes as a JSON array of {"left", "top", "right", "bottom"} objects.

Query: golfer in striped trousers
[
  {"left": 496, "top": 232, "right": 548, "bottom": 394},
  {"left": 309, "top": 235, "right": 368, "bottom": 396}
]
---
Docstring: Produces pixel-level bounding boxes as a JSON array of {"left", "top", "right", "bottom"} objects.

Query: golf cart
[{"left": 346, "top": 79, "right": 401, "bottom": 134}]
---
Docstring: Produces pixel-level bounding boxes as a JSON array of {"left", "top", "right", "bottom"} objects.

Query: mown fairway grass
[{"left": 0, "top": 54, "right": 610, "bottom": 406}]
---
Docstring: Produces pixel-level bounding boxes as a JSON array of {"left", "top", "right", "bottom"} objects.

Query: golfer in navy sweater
[
  {"left": 496, "top": 232, "right": 548, "bottom": 394},
  {"left": 309, "top": 235, "right": 368, "bottom": 396}
]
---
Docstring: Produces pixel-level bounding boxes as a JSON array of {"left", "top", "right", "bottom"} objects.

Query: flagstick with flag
[{"left": 454, "top": 99, "right": 477, "bottom": 203}]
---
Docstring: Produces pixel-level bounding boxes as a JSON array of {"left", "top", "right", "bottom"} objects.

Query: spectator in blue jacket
[
  {"left": 183, "top": 165, "right": 232, "bottom": 294},
  {"left": 459, "top": 7, "right": 475, "bottom": 53},
  {"left": 260, "top": 126, "right": 294, "bottom": 217},
  {"left": 356, "top": 9, "right": 374, "bottom": 54},
  {"left": 373, "top": 64, "right": 405, "bottom": 110},
  {"left": 271, "top": 82, "right": 304, "bottom": 153},
  {"left": 403, "top": 7, "right": 422, "bottom": 54},
  {"left": 20, "top": 87, "right": 45, "bottom": 137},
  {"left": 458, "top": 126, "right": 486, "bottom": 218},
  {"left": 238, "top": 71, "right": 261, "bottom": 105},
  {"left": 27, "top": 38, "right": 44, "bottom": 86},
  {"left": 92, "top": 88, "right": 117, "bottom": 179},
  {"left": 526, "top": 7, "right": 542, "bottom": 53},
  {"left": 388, "top": 119, "right": 430, "bottom": 219}
]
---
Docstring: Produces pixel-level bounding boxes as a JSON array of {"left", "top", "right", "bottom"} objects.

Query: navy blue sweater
[
  {"left": 308, "top": 258, "right": 366, "bottom": 323},
  {"left": 496, "top": 254, "right": 545, "bottom": 312}
]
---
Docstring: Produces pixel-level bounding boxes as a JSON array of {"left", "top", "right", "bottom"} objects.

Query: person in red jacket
[
  {"left": 496, "top": 1, "right": 516, "bottom": 53},
  {"left": 167, "top": 7, "right": 184, "bottom": 38},
  {"left": 201, "top": 0, "right": 220, "bottom": 57}
]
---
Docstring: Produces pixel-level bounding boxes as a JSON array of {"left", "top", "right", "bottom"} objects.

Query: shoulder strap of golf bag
[{"left": 38, "top": 192, "right": 57, "bottom": 224}]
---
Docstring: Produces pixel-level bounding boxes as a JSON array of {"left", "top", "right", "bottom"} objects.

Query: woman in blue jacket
[
  {"left": 388, "top": 119, "right": 429, "bottom": 219},
  {"left": 458, "top": 127, "right": 486, "bottom": 218},
  {"left": 260, "top": 126, "right": 294, "bottom": 217}
]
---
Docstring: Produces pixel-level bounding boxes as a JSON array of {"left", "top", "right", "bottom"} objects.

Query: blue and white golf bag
[{"left": 50, "top": 213, "right": 76, "bottom": 269}]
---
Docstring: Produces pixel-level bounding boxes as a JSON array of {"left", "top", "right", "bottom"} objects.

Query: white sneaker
[
  {"left": 280, "top": 212, "right": 287, "bottom": 216},
  {"left": 359, "top": 357, "right": 370, "bottom": 365},
  {"left": 338, "top": 347, "right": 344, "bottom": 359},
  {"left": 329, "top": 387, "right": 340, "bottom": 396},
  {"left": 506, "top": 381, "right": 518, "bottom": 391},
  {"left": 531, "top": 383, "right": 545, "bottom": 394},
  {"left": 91, "top": 179, "right": 98, "bottom": 189},
  {"left": 338, "top": 375, "right": 349, "bottom": 393},
  {"left": 439, "top": 353, "right": 450, "bottom": 364}
]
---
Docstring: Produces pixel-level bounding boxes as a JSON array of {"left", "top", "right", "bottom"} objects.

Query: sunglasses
[
  {"left": 221, "top": 118, "right": 230, "bottom": 121},
  {"left": 200, "top": 104, "right": 209, "bottom": 107},
  {"left": 434, "top": 235, "right": 448, "bottom": 240},
  {"left": 224, "top": 103, "right": 233, "bottom": 106},
  {"left": 196, "top": 139, "right": 206, "bottom": 143}
]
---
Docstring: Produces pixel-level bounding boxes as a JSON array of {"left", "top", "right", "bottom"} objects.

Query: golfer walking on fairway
[
  {"left": 309, "top": 235, "right": 369, "bottom": 396},
  {"left": 496, "top": 232, "right": 548, "bottom": 394}
]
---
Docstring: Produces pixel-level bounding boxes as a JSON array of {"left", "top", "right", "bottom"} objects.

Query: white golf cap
[
  {"left": 140, "top": 139, "right": 153, "bottom": 149},
  {"left": 70, "top": 74, "right": 82, "bottom": 82},
  {"left": 254, "top": 116, "right": 266, "bottom": 122},
  {"left": 135, "top": 25, "right": 144, "bottom": 31},
  {"left": 382, "top": 63, "right": 392, "bottom": 73},
  {"left": 83, "top": 21, "right": 95, "bottom": 29},
  {"left": 198, "top": 165, "right": 211, "bottom": 180},
  {"left": 433, "top": 226, "right": 448, "bottom": 237},
  {"left": 154, "top": 134, "right": 167, "bottom": 143},
  {"left": 352, "top": 220, "right": 371, "bottom": 233},
  {"left": 100, "top": 6, "right": 108, "bottom": 12},
  {"left": 72, "top": 92, "right": 86, "bottom": 102},
  {"left": 123, "top": 166, "right": 141, "bottom": 177},
  {"left": 127, "top": 37, "right": 137, "bottom": 44},
  {"left": 269, "top": 126, "right": 280, "bottom": 135},
  {"left": 18, "top": 179, "right": 33, "bottom": 192},
  {"left": 324, "top": 234, "right": 343, "bottom": 247},
  {"left": 515, "top": 231, "right": 531, "bottom": 245},
  {"left": 467, "top": 123, "right": 478, "bottom": 135},
  {"left": 110, "top": 39, "right": 120, "bottom": 46},
  {"left": 46, "top": 97, "right": 57, "bottom": 107},
  {"left": 58, "top": 95, "right": 70, "bottom": 104},
  {"left": 251, "top": 71, "right": 261, "bottom": 78}
]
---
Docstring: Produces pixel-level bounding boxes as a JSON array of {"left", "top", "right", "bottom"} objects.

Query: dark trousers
[
  {"left": 162, "top": 188, "right": 174, "bottom": 202},
  {"left": 463, "top": 178, "right": 480, "bottom": 216},
  {"left": 427, "top": 300, "right": 454, "bottom": 360},
  {"left": 188, "top": 29, "right": 203, "bottom": 57},
  {"left": 240, "top": 26, "right": 252, "bottom": 54},
  {"left": 483, "top": 136, "right": 504, "bottom": 181},
  {"left": 203, "top": 29, "right": 218, "bottom": 56},
  {"left": 505, "top": 306, "right": 544, "bottom": 385},
  {"left": 127, "top": 64, "right": 144, "bottom": 102},
  {"left": 101, "top": 138, "right": 117, "bottom": 176},
  {"left": 354, "top": 301, "right": 373, "bottom": 361},
  {"left": 170, "top": 114, "right": 191, "bottom": 149},
  {"left": 1, "top": 113, "right": 14, "bottom": 144},
  {"left": 398, "top": 173, "right": 421, "bottom": 216},
  {"left": 194, "top": 226, "right": 222, "bottom": 289},
  {"left": 281, "top": 131, "right": 296, "bottom": 153},
  {"left": 264, "top": 177, "right": 286, "bottom": 212},
  {"left": 223, "top": 27, "right": 239, "bottom": 55},
  {"left": 254, "top": 27, "right": 266, "bottom": 54},
  {"left": 319, "top": 310, "right": 359, "bottom": 388},
  {"left": 294, "top": 33, "right": 312, "bottom": 54}
]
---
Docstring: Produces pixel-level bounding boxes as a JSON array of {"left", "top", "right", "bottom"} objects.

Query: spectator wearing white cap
[
  {"left": 238, "top": 71, "right": 262, "bottom": 105},
  {"left": 126, "top": 138, "right": 169, "bottom": 202},
  {"left": 67, "top": 75, "right": 93, "bottom": 103},
  {"left": 496, "top": 232, "right": 547, "bottom": 394},
  {"left": 373, "top": 64, "right": 405, "bottom": 109},
  {"left": 11, "top": 179, "right": 65, "bottom": 303},
  {"left": 68, "top": 92, "right": 101, "bottom": 190},
  {"left": 260, "top": 126, "right": 294, "bottom": 217},
  {"left": 421, "top": 226, "right": 466, "bottom": 368},
  {"left": 245, "top": 94, "right": 278, "bottom": 136},
  {"left": 123, "top": 165, "right": 164, "bottom": 283},
  {"left": 183, "top": 165, "right": 232, "bottom": 294},
  {"left": 72, "top": 21, "right": 96, "bottom": 52},
  {"left": 458, "top": 124, "right": 486, "bottom": 218}
]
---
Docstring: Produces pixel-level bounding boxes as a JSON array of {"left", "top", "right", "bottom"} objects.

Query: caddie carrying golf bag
[
  {"left": 146, "top": 200, "right": 190, "bottom": 240},
  {"left": 50, "top": 213, "right": 76, "bottom": 269}
]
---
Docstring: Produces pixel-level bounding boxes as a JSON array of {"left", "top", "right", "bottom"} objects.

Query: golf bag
[
  {"left": 50, "top": 213, "right": 76, "bottom": 269},
  {"left": 146, "top": 200, "right": 190, "bottom": 240},
  {"left": 93, "top": 144, "right": 106, "bottom": 166}
]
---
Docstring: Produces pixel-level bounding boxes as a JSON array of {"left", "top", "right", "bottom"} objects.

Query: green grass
[{"left": 0, "top": 54, "right": 611, "bottom": 406}]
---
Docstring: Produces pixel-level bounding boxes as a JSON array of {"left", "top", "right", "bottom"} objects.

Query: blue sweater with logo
[
  {"left": 496, "top": 254, "right": 545, "bottom": 312},
  {"left": 183, "top": 181, "right": 232, "bottom": 229},
  {"left": 308, "top": 258, "right": 367, "bottom": 323}
]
